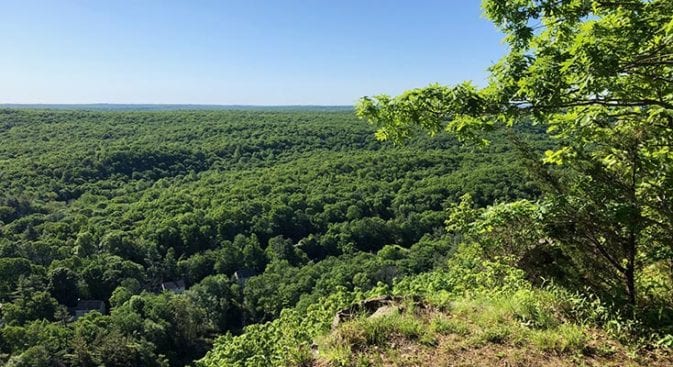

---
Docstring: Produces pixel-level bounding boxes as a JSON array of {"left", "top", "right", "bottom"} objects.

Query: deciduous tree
[{"left": 356, "top": 0, "right": 673, "bottom": 309}]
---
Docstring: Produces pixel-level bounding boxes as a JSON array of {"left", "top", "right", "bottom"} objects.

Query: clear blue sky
[{"left": 0, "top": 0, "right": 506, "bottom": 105}]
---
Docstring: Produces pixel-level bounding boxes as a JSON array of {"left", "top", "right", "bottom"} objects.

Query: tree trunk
[
  {"left": 625, "top": 144, "right": 639, "bottom": 314},
  {"left": 625, "top": 246, "right": 636, "bottom": 312}
]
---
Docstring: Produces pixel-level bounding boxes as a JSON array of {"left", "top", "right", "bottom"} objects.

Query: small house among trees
[
  {"left": 161, "top": 279, "right": 186, "bottom": 293},
  {"left": 70, "top": 300, "right": 106, "bottom": 320},
  {"left": 233, "top": 269, "right": 255, "bottom": 286}
]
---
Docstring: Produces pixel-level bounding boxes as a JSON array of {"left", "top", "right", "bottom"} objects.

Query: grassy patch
[
  {"left": 318, "top": 311, "right": 437, "bottom": 365},
  {"left": 312, "top": 274, "right": 671, "bottom": 367},
  {"left": 530, "top": 323, "right": 587, "bottom": 354},
  {"left": 429, "top": 315, "right": 470, "bottom": 336},
  {"left": 481, "top": 325, "right": 511, "bottom": 344}
]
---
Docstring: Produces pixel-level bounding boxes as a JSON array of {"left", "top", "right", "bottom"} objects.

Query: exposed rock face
[{"left": 331, "top": 295, "right": 409, "bottom": 329}]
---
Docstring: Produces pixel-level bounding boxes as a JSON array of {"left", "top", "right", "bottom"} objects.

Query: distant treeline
[{"left": 0, "top": 104, "right": 354, "bottom": 112}]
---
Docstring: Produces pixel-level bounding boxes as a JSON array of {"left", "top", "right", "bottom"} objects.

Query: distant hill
[{"left": 0, "top": 104, "right": 354, "bottom": 112}]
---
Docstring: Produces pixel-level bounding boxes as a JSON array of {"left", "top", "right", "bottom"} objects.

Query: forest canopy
[{"left": 0, "top": 109, "right": 542, "bottom": 366}]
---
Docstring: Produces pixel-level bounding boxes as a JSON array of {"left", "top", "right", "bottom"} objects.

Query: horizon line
[
  {"left": 0, "top": 103, "right": 356, "bottom": 111},
  {"left": 0, "top": 103, "right": 354, "bottom": 107}
]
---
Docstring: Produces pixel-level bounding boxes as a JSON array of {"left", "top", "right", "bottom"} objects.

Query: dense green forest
[
  {"left": 0, "top": 109, "right": 541, "bottom": 366},
  {"left": 2, "top": 1, "right": 672, "bottom": 366}
]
